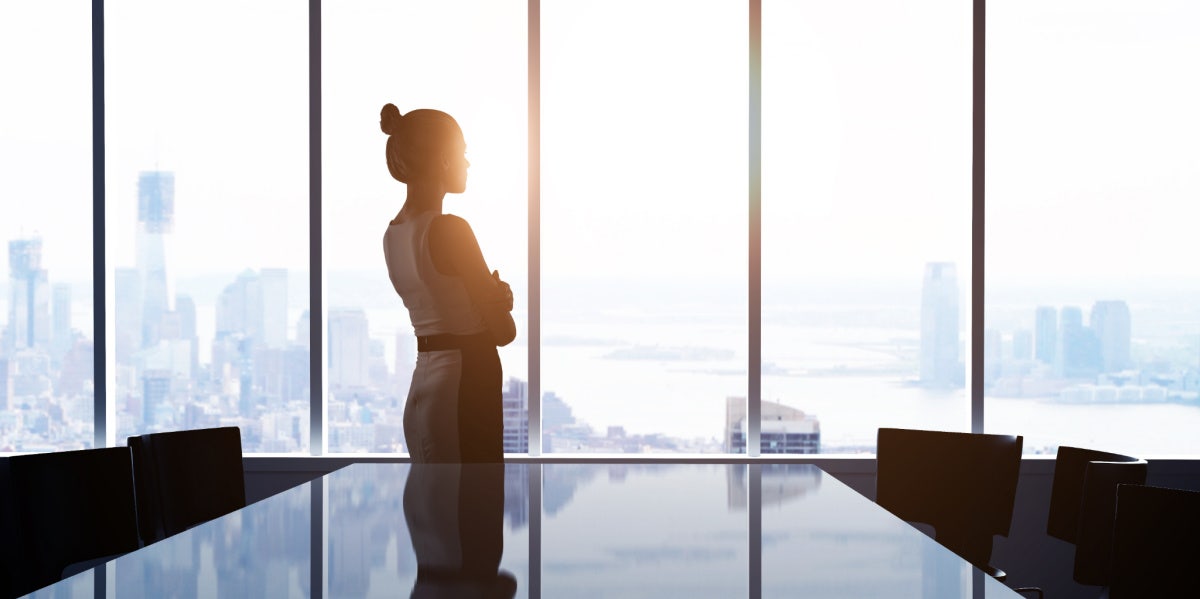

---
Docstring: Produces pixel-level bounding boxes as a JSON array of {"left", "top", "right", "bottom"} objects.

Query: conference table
[{"left": 28, "top": 463, "right": 1022, "bottom": 598}]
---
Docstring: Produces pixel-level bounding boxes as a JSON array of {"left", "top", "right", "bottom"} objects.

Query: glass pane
[
  {"left": 106, "top": 1, "right": 310, "bottom": 452},
  {"left": 542, "top": 0, "right": 748, "bottom": 453},
  {"left": 986, "top": 1, "right": 1200, "bottom": 456},
  {"left": 0, "top": 1, "right": 94, "bottom": 452},
  {"left": 762, "top": 0, "right": 972, "bottom": 453},
  {"left": 323, "top": 0, "right": 527, "bottom": 453}
]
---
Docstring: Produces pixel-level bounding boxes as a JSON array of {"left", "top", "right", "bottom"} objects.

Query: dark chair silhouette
[
  {"left": 1108, "top": 484, "right": 1200, "bottom": 598},
  {"left": 876, "top": 428, "right": 1023, "bottom": 581},
  {"left": 1, "top": 447, "right": 141, "bottom": 598},
  {"left": 127, "top": 426, "right": 246, "bottom": 546},
  {"left": 1046, "top": 446, "right": 1147, "bottom": 587}
]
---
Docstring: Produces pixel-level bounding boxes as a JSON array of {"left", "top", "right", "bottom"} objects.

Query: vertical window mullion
[
  {"left": 971, "top": 0, "right": 985, "bottom": 434},
  {"left": 749, "top": 0, "right": 762, "bottom": 457},
  {"left": 93, "top": 0, "right": 108, "bottom": 450},
  {"left": 528, "top": 0, "right": 542, "bottom": 457},
  {"left": 309, "top": 0, "right": 324, "bottom": 455},
  {"left": 93, "top": 5, "right": 109, "bottom": 594}
]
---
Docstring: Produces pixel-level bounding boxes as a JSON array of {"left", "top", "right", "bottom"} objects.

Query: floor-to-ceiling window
[
  {"left": 322, "top": 0, "right": 528, "bottom": 454},
  {"left": 762, "top": 0, "right": 973, "bottom": 453},
  {"left": 540, "top": 0, "right": 749, "bottom": 454},
  {"left": 5, "top": 0, "right": 1200, "bottom": 459},
  {"left": 105, "top": 0, "right": 311, "bottom": 453},
  {"left": 0, "top": 0, "right": 95, "bottom": 452},
  {"left": 984, "top": 0, "right": 1200, "bottom": 455}
]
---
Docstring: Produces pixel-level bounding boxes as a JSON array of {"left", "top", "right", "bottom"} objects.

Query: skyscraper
[
  {"left": 1056, "top": 305, "right": 1101, "bottom": 378},
  {"left": 216, "top": 270, "right": 265, "bottom": 344},
  {"left": 174, "top": 294, "right": 199, "bottom": 376},
  {"left": 141, "top": 369, "right": 172, "bottom": 431},
  {"left": 6, "top": 238, "right": 51, "bottom": 353},
  {"left": 0, "top": 358, "right": 9, "bottom": 410},
  {"left": 1035, "top": 306, "right": 1057, "bottom": 365},
  {"left": 328, "top": 309, "right": 369, "bottom": 389},
  {"left": 1091, "top": 300, "right": 1132, "bottom": 373},
  {"left": 57, "top": 340, "right": 94, "bottom": 397},
  {"left": 919, "top": 262, "right": 960, "bottom": 386},
  {"left": 0, "top": 357, "right": 7, "bottom": 410},
  {"left": 137, "top": 171, "right": 174, "bottom": 348},
  {"left": 51, "top": 283, "right": 72, "bottom": 364},
  {"left": 1012, "top": 329, "right": 1033, "bottom": 361},
  {"left": 282, "top": 345, "right": 309, "bottom": 402},
  {"left": 296, "top": 310, "right": 310, "bottom": 348},
  {"left": 502, "top": 377, "right": 529, "bottom": 453},
  {"left": 114, "top": 267, "right": 142, "bottom": 365},
  {"left": 1055, "top": 306, "right": 1082, "bottom": 377},
  {"left": 260, "top": 268, "right": 288, "bottom": 349}
]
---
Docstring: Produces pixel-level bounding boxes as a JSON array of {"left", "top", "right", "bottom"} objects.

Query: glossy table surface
[{"left": 29, "top": 463, "right": 1021, "bottom": 598}]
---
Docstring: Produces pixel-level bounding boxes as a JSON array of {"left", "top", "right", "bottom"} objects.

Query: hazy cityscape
[{"left": 4, "top": 171, "right": 1200, "bottom": 455}]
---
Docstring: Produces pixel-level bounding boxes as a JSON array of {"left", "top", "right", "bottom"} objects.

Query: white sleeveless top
[{"left": 383, "top": 212, "right": 487, "bottom": 337}]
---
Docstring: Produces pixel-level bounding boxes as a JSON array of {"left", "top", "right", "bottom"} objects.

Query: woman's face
[{"left": 443, "top": 131, "right": 469, "bottom": 194}]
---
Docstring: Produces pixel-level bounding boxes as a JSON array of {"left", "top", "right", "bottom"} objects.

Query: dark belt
[{"left": 416, "top": 332, "right": 493, "bottom": 352}]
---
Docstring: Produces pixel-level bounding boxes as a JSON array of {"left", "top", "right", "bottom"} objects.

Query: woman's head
[{"left": 380, "top": 103, "right": 468, "bottom": 193}]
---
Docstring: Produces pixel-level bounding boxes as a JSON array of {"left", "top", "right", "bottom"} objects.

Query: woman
[{"left": 380, "top": 103, "right": 516, "bottom": 463}]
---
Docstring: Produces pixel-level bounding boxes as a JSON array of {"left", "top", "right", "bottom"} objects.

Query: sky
[
  {"left": 2, "top": 0, "right": 1199, "bottom": 295},
  {"left": 0, "top": 1, "right": 93, "bottom": 283}
]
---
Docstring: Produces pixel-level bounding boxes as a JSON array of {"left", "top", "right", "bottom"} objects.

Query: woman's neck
[{"left": 399, "top": 181, "right": 446, "bottom": 219}]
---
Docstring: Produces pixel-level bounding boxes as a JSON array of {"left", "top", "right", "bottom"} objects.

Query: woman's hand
[{"left": 493, "top": 270, "right": 514, "bottom": 312}]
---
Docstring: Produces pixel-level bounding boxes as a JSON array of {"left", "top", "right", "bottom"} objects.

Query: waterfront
[{"left": 6, "top": 272, "right": 1200, "bottom": 457}]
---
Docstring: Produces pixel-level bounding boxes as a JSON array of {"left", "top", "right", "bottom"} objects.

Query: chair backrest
[
  {"left": 2, "top": 447, "right": 141, "bottom": 597},
  {"left": 1045, "top": 446, "right": 1147, "bottom": 585},
  {"left": 1109, "top": 484, "right": 1200, "bottom": 598},
  {"left": 128, "top": 426, "right": 246, "bottom": 546},
  {"left": 876, "top": 428, "right": 1023, "bottom": 570}
]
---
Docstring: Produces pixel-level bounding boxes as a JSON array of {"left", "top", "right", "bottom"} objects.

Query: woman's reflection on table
[{"left": 404, "top": 463, "right": 517, "bottom": 598}]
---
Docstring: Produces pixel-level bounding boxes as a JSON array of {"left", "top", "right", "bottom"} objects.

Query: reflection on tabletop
[{"left": 405, "top": 463, "right": 517, "bottom": 599}]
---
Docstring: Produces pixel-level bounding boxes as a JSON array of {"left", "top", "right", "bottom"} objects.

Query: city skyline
[{"left": 6, "top": 213, "right": 1200, "bottom": 455}]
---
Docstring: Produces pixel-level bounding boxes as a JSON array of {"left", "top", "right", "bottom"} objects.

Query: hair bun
[{"left": 380, "top": 103, "right": 403, "bottom": 135}]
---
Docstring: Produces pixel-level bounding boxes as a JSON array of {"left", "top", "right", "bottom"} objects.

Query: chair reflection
[{"left": 404, "top": 463, "right": 517, "bottom": 598}]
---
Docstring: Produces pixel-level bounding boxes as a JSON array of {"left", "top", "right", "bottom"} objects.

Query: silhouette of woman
[{"left": 380, "top": 103, "right": 516, "bottom": 463}]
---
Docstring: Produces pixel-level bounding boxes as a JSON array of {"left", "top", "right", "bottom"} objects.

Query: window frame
[{"left": 77, "top": 0, "right": 990, "bottom": 456}]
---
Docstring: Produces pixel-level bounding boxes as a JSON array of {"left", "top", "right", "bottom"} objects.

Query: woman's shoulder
[
  {"left": 430, "top": 213, "right": 471, "bottom": 228},
  {"left": 429, "top": 213, "right": 478, "bottom": 241}
]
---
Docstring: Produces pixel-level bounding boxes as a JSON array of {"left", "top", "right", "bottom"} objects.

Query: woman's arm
[{"left": 428, "top": 215, "right": 517, "bottom": 346}]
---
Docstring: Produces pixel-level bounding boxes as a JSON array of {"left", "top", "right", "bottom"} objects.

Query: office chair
[
  {"left": 2, "top": 447, "right": 141, "bottom": 598},
  {"left": 127, "top": 426, "right": 246, "bottom": 546},
  {"left": 876, "top": 428, "right": 1023, "bottom": 581},
  {"left": 1108, "top": 484, "right": 1200, "bottom": 598},
  {"left": 1046, "top": 446, "right": 1147, "bottom": 587}
]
